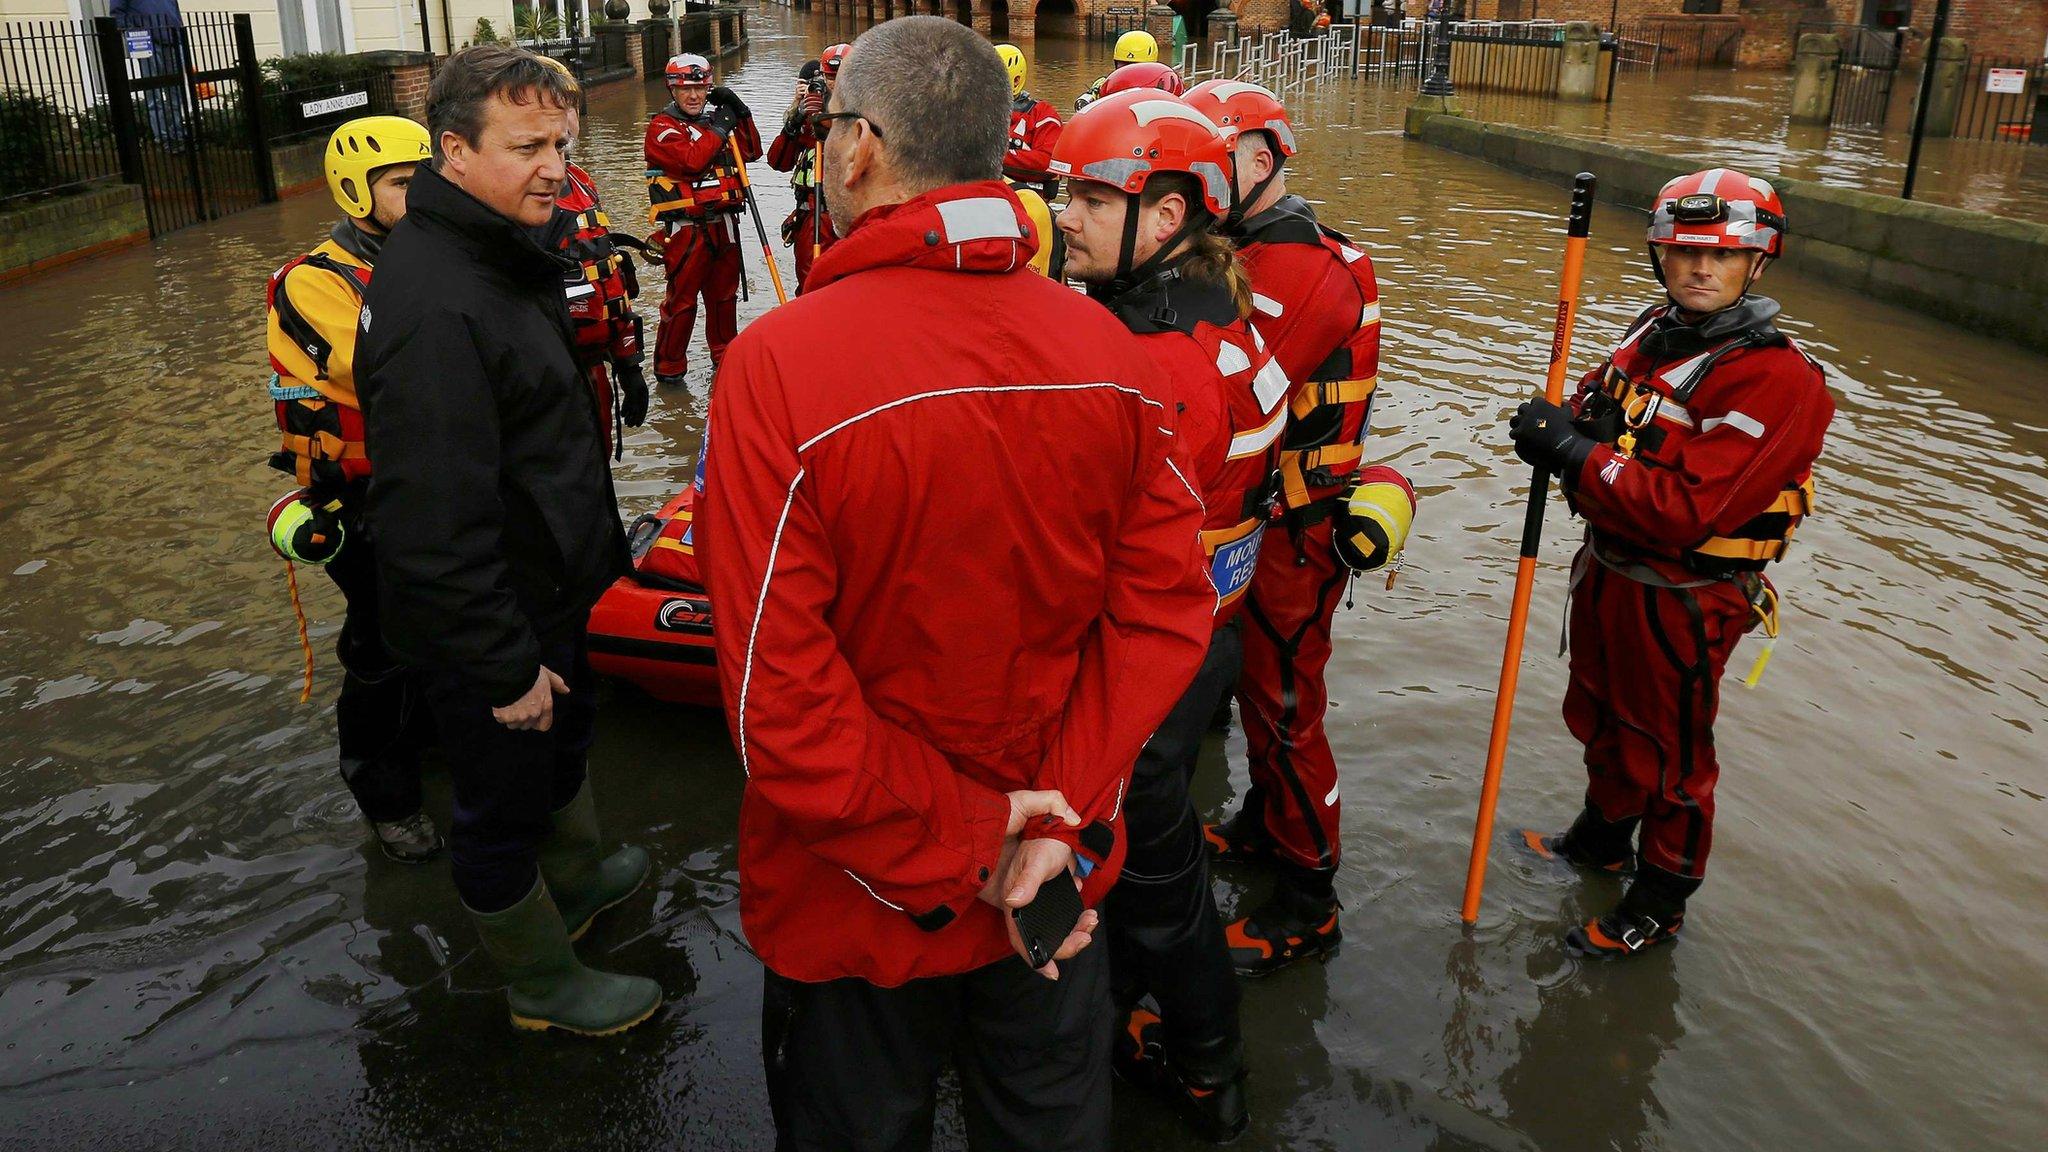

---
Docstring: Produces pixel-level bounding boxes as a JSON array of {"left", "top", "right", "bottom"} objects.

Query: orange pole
[
  {"left": 731, "top": 135, "right": 789, "bottom": 306},
  {"left": 1461, "top": 172, "right": 1598, "bottom": 926}
]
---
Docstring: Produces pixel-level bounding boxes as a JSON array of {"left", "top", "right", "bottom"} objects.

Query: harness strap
[{"left": 1289, "top": 374, "right": 1377, "bottom": 420}]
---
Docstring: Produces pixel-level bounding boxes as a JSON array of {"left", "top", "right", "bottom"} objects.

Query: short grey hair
[
  {"left": 835, "top": 17, "right": 1008, "bottom": 189},
  {"left": 426, "top": 44, "right": 576, "bottom": 161}
]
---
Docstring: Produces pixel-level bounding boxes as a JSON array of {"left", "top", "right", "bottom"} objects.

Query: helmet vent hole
[{"left": 340, "top": 177, "right": 359, "bottom": 203}]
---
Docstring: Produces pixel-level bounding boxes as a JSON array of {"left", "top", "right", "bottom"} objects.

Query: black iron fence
[
  {"left": 1085, "top": 8, "right": 1147, "bottom": 44},
  {"left": 1611, "top": 18, "right": 1743, "bottom": 72},
  {"left": 0, "top": 20, "right": 121, "bottom": 205},
  {"left": 1950, "top": 55, "right": 2047, "bottom": 145},
  {"left": 2, "top": 13, "right": 276, "bottom": 235}
]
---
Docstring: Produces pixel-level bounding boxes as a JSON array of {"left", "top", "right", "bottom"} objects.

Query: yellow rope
[{"left": 284, "top": 559, "right": 314, "bottom": 704}]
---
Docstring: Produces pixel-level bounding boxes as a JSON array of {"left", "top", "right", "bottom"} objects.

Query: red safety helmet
[
  {"left": 1098, "top": 62, "right": 1186, "bottom": 98},
  {"left": 665, "top": 53, "right": 711, "bottom": 88},
  {"left": 1647, "top": 167, "right": 1786, "bottom": 259},
  {"left": 1049, "top": 89, "right": 1232, "bottom": 221},
  {"left": 820, "top": 43, "right": 851, "bottom": 78},
  {"left": 1183, "top": 78, "right": 1297, "bottom": 157}
]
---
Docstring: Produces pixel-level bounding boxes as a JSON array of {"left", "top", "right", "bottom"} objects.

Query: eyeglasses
[{"left": 809, "top": 110, "right": 883, "bottom": 141}]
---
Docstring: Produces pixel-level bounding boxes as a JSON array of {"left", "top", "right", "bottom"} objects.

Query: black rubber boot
[
  {"left": 1521, "top": 804, "right": 1639, "bottom": 875},
  {"left": 1566, "top": 861, "right": 1701, "bottom": 960},
  {"left": 1225, "top": 860, "right": 1340, "bottom": 977},
  {"left": 1114, "top": 1007, "right": 1250, "bottom": 1144},
  {"left": 1202, "top": 787, "right": 1276, "bottom": 865},
  {"left": 467, "top": 876, "right": 663, "bottom": 1035},
  {"left": 538, "top": 781, "right": 651, "bottom": 942}
]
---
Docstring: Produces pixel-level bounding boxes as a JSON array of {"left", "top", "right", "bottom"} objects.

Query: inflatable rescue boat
[{"left": 586, "top": 487, "right": 720, "bottom": 707}]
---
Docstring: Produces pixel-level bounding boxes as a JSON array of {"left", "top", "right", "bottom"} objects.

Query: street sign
[
  {"left": 1985, "top": 68, "right": 2026, "bottom": 95},
  {"left": 123, "top": 29, "right": 152, "bottom": 60},
  {"left": 301, "top": 90, "right": 371, "bottom": 118}
]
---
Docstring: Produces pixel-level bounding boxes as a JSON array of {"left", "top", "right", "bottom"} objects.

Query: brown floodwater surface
[{"left": 2, "top": 13, "right": 2043, "bottom": 1151}]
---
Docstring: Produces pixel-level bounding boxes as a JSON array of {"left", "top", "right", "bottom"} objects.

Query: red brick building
[{"left": 1451, "top": 2, "right": 2046, "bottom": 63}]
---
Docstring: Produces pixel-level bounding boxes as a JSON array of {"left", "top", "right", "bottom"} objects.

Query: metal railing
[
  {"left": 1611, "top": 19, "right": 1744, "bottom": 72},
  {"left": 0, "top": 19, "right": 121, "bottom": 204},
  {"left": 1950, "top": 55, "right": 2047, "bottom": 145},
  {"left": 1085, "top": 9, "right": 1147, "bottom": 45}
]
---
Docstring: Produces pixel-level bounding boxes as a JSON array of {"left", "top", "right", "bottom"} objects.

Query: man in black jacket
[{"left": 356, "top": 45, "right": 660, "bottom": 1037}]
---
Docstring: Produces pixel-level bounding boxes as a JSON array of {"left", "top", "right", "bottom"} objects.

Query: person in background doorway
[
  {"left": 264, "top": 115, "right": 436, "bottom": 864},
  {"left": 110, "top": 0, "right": 186, "bottom": 147}
]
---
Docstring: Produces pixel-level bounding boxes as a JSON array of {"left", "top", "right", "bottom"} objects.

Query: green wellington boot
[
  {"left": 539, "top": 781, "right": 652, "bottom": 942},
  {"left": 468, "top": 876, "right": 663, "bottom": 1035}
]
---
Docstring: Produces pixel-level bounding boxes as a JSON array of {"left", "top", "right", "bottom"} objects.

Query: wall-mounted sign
[
  {"left": 301, "top": 90, "right": 371, "bottom": 118},
  {"left": 1984, "top": 68, "right": 2026, "bottom": 95}
]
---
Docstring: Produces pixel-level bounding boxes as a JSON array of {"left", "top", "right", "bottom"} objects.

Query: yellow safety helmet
[
  {"left": 996, "top": 43, "right": 1028, "bottom": 97},
  {"left": 1113, "top": 30, "right": 1160, "bottom": 65},
  {"left": 1015, "top": 186, "right": 1056, "bottom": 277},
  {"left": 325, "top": 115, "right": 431, "bottom": 220},
  {"left": 1334, "top": 466, "right": 1417, "bottom": 573}
]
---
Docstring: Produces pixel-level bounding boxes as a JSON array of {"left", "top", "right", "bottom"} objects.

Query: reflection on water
[{"left": 2, "top": 12, "right": 2045, "bottom": 1152}]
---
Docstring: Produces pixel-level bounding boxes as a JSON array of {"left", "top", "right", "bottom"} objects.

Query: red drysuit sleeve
[
  {"left": 1570, "top": 349, "right": 1833, "bottom": 552},
  {"left": 646, "top": 113, "right": 733, "bottom": 175},
  {"left": 766, "top": 119, "right": 814, "bottom": 171},
  {"left": 1025, "top": 376, "right": 1213, "bottom": 907},
  {"left": 700, "top": 336, "right": 1012, "bottom": 923},
  {"left": 1003, "top": 101, "right": 1062, "bottom": 182}
]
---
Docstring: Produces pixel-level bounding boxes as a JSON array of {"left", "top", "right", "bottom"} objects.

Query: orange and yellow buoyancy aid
[
  {"left": 266, "top": 237, "right": 373, "bottom": 488},
  {"left": 646, "top": 114, "right": 748, "bottom": 227},
  {"left": 557, "top": 165, "right": 640, "bottom": 365},
  {"left": 1578, "top": 303, "right": 1818, "bottom": 578},
  {"left": 1244, "top": 212, "right": 1382, "bottom": 517}
]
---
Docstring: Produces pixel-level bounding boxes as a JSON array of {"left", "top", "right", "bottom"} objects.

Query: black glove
[
  {"left": 616, "top": 360, "right": 649, "bottom": 428},
  {"left": 706, "top": 104, "right": 741, "bottom": 138},
  {"left": 710, "top": 86, "right": 750, "bottom": 118},
  {"left": 1509, "top": 397, "right": 1597, "bottom": 482}
]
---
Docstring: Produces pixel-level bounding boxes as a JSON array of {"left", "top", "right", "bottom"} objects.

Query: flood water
[{"left": 3, "top": 11, "right": 2045, "bottom": 1151}]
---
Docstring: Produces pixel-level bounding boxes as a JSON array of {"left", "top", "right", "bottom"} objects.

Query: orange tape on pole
[
  {"left": 1461, "top": 172, "right": 1598, "bottom": 926},
  {"left": 731, "top": 135, "right": 789, "bottom": 306}
]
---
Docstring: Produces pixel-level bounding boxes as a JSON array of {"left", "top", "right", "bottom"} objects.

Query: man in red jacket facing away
[
  {"left": 1184, "top": 79, "right": 1385, "bottom": 975},
  {"left": 643, "top": 53, "right": 761, "bottom": 386},
  {"left": 765, "top": 44, "right": 847, "bottom": 291},
  {"left": 698, "top": 18, "right": 1212, "bottom": 1152},
  {"left": 1049, "top": 88, "right": 1284, "bottom": 1145},
  {"left": 1512, "top": 168, "right": 1833, "bottom": 959}
]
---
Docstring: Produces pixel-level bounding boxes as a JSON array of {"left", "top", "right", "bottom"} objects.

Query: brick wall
[
  {"left": 0, "top": 184, "right": 149, "bottom": 287},
  {"left": 1911, "top": 0, "right": 2048, "bottom": 60}
]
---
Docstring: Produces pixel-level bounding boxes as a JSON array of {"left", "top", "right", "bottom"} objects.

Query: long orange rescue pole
[
  {"left": 730, "top": 135, "right": 790, "bottom": 306},
  {"left": 1461, "top": 172, "right": 1598, "bottom": 926}
]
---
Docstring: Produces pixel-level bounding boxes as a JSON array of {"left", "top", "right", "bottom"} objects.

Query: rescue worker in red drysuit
[
  {"left": 995, "top": 44, "right": 1062, "bottom": 202},
  {"left": 1513, "top": 168, "right": 1833, "bottom": 959},
  {"left": 536, "top": 56, "right": 648, "bottom": 456},
  {"left": 1184, "top": 79, "right": 1386, "bottom": 975},
  {"left": 697, "top": 21, "right": 1211, "bottom": 1151},
  {"left": 644, "top": 53, "right": 761, "bottom": 386},
  {"left": 1049, "top": 88, "right": 1284, "bottom": 1144},
  {"left": 764, "top": 45, "right": 847, "bottom": 292},
  {"left": 266, "top": 115, "right": 439, "bottom": 865}
]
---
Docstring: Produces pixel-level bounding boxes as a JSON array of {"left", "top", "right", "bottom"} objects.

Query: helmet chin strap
[
  {"left": 1223, "top": 135, "right": 1283, "bottom": 231},
  {"left": 1101, "top": 191, "right": 1210, "bottom": 299}
]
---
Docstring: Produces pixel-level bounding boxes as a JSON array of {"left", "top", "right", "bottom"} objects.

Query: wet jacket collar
[
  {"left": 405, "top": 162, "right": 572, "bottom": 283},
  {"left": 1232, "top": 193, "right": 1321, "bottom": 245},
  {"left": 329, "top": 219, "right": 383, "bottom": 265},
  {"left": 1643, "top": 295, "right": 1783, "bottom": 360},
  {"left": 804, "top": 181, "right": 1039, "bottom": 291},
  {"left": 1091, "top": 259, "right": 1238, "bottom": 336}
]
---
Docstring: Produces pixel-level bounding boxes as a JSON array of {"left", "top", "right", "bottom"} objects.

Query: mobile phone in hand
[{"left": 1011, "top": 874, "right": 1084, "bottom": 969}]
